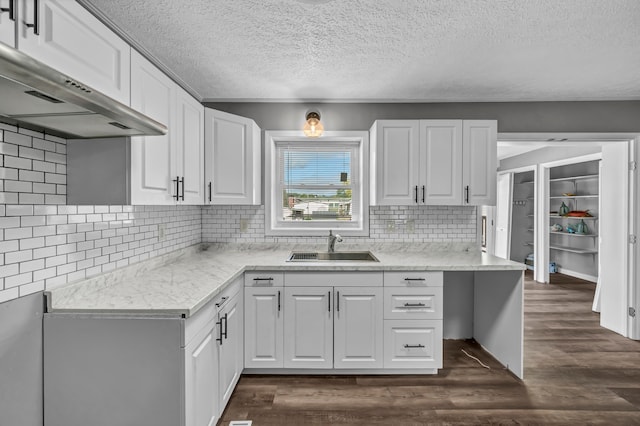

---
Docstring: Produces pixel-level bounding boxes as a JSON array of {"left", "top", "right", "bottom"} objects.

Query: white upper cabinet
[
  {"left": 17, "top": 0, "right": 131, "bottom": 105},
  {"left": 0, "top": 0, "right": 17, "bottom": 46},
  {"left": 371, "top": 119, "right": 497, "bottom": 206},
  {"left": 130, "top": 50, "right": 175, "bottom": 205},
  {"left": 204, "top": 108, "right": 261, "bottom": 205},
  {"left": 421, "top": 120, "right": 463, "bottom": 205},
  {"left": 370, "top": 120, "right": 420, "bottom": 205},
  {"left": 462, "top": 120, "right": 497, "bottom": 205},
  {"left": 175, "top": 87, "right": 204, "bottom": 204},
  {"left": 130, "top": 51, "right": 204, "bottom": 205}
]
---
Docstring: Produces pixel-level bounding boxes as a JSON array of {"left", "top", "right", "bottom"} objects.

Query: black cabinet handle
[
  {"left": 222, "top": 313, "right": 228, "bottom": 339},
  {"left": 337, "top": 291, "right": 340, "bottom": 312},
  {"left": 403, "top": 302, "right": 426, "bottom": 307},
  {"left": 215, "top": 296, "right": 228, "bottom": 308},
  {"left": 404, "top": 344, "right": 425, "bottom": 349},
  {"left": 216, "top": 319, "right": 223, "bottom": 344},
  {"left": 328, "top": 291, "right": 331, "bottom": 312},
  {"left": 465, "top": 185, "right": 469, "bottom": 204},
  {"left": 179, "top": 177, "right": 185, "bottom": 201},
  {"left": 208, "top": 181, "right": 212, "bottom": 202},
  {"left": 1, "top": 0, "right": 15, "bottom": 21},
  {"left": 172, "top": 176, "right": 180, "bottom": 201},
  {"left": 414, "top": 185, "right": 418, "bottom": 203},
  {"left": 253, "top": 277, "right": 274, "bottom": 282},
  {"left": 422, "top": 185, "right": 425, "bottom": 203},
  {"left": 404, "top": 277, "right": 426, "bottom": 281},
  {"left": 277, "top": 290, "right": 281, "bottom": 312},
  {"left": 25, "top": 0, "right": 39, "bottom": 35}
]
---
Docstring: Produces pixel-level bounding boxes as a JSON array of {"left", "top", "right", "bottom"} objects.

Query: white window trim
[{"left": 265, "top": 130, "right": 370, "bottom": 237}]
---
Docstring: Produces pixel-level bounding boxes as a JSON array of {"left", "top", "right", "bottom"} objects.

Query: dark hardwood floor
[{"left": 221, "top": 272, "right": 640, "bottom": 425}]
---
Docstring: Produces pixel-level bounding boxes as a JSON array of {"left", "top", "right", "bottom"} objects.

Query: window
[{"left": 265, "top": 131, "right": 369, "bottom": 236}]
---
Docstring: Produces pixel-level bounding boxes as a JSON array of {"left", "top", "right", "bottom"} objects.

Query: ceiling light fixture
[{"left": 303, "top": 111, "right": 324, "bottom": 138}]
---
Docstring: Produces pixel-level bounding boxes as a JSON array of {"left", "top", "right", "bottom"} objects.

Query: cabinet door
[
  {"left": 383, "top": 319, "right": 443, "bottom": 369},
  {"left": 18, "top": 0, "right": 130, "bottom": 104},
  {"left": 204, "top": 108, "right": 261, "bottom": 205},
  {"left": 130, "top": 50, "right": 175, "bottom": 205},
  {"left": 218, "top": 293, "right": 243, "bottom": 411},
  {"left": 244, "top": 287, "right": 284, "bottom": 368},
  {"left": 334, "top": 287, "right": 383, "bottom": 369},
  {"left": 175, "top": 88, "right": 204, "bottom": 204},
  {"left": 462, "top": 120, "right": 497, "bottom": 205},
  {"left": 420, "top": 120, "right": 463, "bottom": 205},
  {"left": 284, "top": 287, "right": 333, "bottom": 369},
  {"left": 370, "top": 120, "right": 420, "bottom": 205},
  {"left": 184, "top": 319, "right": 219, "bottom": 426},
  {"left": 0, "top": 0, "right": 16, "bottom": 46}
]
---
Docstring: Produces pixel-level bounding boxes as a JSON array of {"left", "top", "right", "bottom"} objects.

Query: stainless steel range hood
[{"left": 0, "top": 43, "right": 167, "bottom": 139}]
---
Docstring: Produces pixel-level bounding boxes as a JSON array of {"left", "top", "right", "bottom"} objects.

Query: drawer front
[
  {"left": 284, "top": 272, "right": 383, "bottom": 287},
  {"left": 384, "top": 271, "right": 443, "bottom": 287},
  {"left": 244, "top": 272, "right": 284, "bottom": 287},
  {"left": 383, "top": 319, "right": 443, "bottom": 369},
  {"left": 384, "top": 287, "right": 443, "bottom": 320}
]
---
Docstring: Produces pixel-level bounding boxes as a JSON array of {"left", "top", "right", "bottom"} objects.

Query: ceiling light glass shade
[{"left": 303, "top": 111, "right": 324, "bottom": 138}]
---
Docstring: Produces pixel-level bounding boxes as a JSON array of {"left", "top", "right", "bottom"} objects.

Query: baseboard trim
[{"left": 556, "top": 267, "right": 598, "bottom": 283}]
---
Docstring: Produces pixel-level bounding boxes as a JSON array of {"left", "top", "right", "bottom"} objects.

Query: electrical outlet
[
  {"left": 406, "top": 219, "right": 415, "bottom": 233},
  {"left": 239, "top": 219, "right": 249, "bottom": 233},
  {"left": 158, "top": 223, "right": 166, "bottom": 241},
  {"left": 386, "top": 220, "right": 395, "bottom": 232}
]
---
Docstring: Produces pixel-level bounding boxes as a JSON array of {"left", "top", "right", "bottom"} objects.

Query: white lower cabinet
[
  {"left": 283, "top": 286, "right": 335, "bottom": 369},
  {"left": 44, "top": 278, "right": 243, "bottom": 426},
  {"left": 283, "top": 286, "right": 384, "bottom": 369},
  {"left": 244, "top": 272, "right": 285, "bottom": 368},
  {"left": 383, "top": 319, "right": 443, "bottom": 369},
  {"left": 217, "top": 291, "right": 243, "bottom": 410},
  {"left": 184, "top": 318, "right": 219, "bottom": 426},
  {"left": 382, "top": 271, "right": 444, "bottom": 370},
  {"left": 333, "top": 287, "right": 384, "bottom": 369}
]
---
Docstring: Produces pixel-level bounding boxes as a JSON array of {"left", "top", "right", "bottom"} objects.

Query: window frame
[{"left": 264, "top": 130, "right": 369, "bottom": 236}]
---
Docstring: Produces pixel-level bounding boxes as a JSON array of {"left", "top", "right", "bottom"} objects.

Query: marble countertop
[{"left": 46, "top": 243, "right": 525, "bottom": 317}]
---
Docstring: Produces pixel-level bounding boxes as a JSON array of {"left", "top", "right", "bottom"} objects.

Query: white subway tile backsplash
[{"left": 1, "top": 127, "right": 475, "bottom": 304}]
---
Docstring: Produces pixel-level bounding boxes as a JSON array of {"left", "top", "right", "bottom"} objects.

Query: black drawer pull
[
  {"left": 253, "top": 277, "right": 274, "bottom": 281},
  {"left": 215, "top": 296, "right": 228, "bottom": 307},
  {"left": 404, "top": 344, "right": 425, "bottom": 349},
  {"left": 403, "top": 302, "right": 426, "bottom": 307},
  {"left": 404, "top": 278, "right": 426, "bottom": 281}
]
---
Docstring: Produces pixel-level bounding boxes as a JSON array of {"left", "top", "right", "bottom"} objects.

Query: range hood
[{"left": 0, "top": 43, "right": 167, "bottom": 139}]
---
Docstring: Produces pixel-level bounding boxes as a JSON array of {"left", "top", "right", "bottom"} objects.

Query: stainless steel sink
[{"left": 287, "top": 251, "right": 379, "bottom": 262}]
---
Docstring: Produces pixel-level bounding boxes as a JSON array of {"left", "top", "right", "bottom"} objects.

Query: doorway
[{"left": 495, "top": 133, "right": 638, "bottom": 339}]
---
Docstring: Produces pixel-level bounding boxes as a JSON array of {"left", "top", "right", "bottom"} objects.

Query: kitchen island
[{"left": 44, "top": 243, "right": 524, "bottom": 426}]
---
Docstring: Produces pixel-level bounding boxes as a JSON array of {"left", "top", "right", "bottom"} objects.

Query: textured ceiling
[{"left": 83, "top": 0, "right": 640, "bottom": 102}]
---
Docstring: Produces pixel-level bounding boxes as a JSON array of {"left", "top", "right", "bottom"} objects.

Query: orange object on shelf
[{"left": 565, "top": 210, "right": 592, "bottom": 217}]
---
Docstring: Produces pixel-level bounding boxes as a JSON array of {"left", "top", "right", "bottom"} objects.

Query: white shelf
[
  {"left": 549, "top": 195, "right": 598, "bottom": 199},
  {"left": 549, "top": 231, "right": 598, "bottom": 237},
  {"left": 550, "top": 244, "right": 598, "bottom": 255},
  {"left": 549, "top": 215, "right": 598, "bottom": 220},
  {"left": 549, "top": 174, "right": 599, "bottom": 183}
]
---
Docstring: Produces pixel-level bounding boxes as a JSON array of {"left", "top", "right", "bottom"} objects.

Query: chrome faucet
[{"left": 328, "top": 230, "right": 343, "bottom": 253}]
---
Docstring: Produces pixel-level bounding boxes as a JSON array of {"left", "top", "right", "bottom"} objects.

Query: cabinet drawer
[
  {"left": 244, "top": 272, "right": 284, "bottom": 287},
  {"left": 384, "top": 271, "right": 443, "bottom": 287},
  {"left": 384, "top": 287, "right": 442, "bottom": 320},
  {"left": 284, "top": 272, "right": 383, "bottom": 287},
  {"left": 383, "top": 319, "right": 443, "bottom": 369}
]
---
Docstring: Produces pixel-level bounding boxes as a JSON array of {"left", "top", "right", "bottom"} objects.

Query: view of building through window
[{"left": 280, "top": 149, "right": 353, "bottom": 222}]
